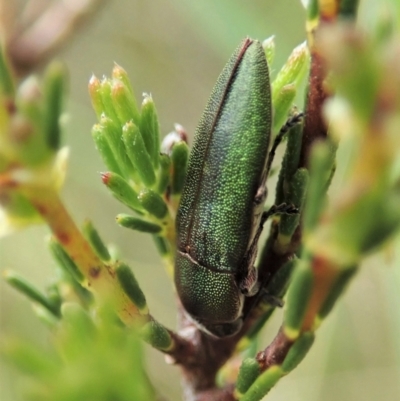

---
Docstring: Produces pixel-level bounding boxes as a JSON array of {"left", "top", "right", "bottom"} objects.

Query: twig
[{"left": 3, "top": 0, "right": 105, "bottom": 76}]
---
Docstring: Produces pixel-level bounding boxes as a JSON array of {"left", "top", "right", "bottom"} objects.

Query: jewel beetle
[{"left": 175, "top": 38, "right": 272, "bottom": 337}]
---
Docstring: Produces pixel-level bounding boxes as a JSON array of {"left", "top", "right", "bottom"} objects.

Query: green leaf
[
  {"left": 49, "top": 237, "right": 85, "bottom": 283},
  {"left": 284, "top": 259, "right": 314, "bottom": 338},
  {"left": 111, "top": 63, "right": 140, "bottom": 122},
  {"left": 115, "top": 263, "right": 148, "bottom": 313},
  {"left": 339, "top": 0, "right": 360, "bottom": 18},
  {"left": 98, "top": 78, "right": 119, "bottom": 123},
  {"left": 265, "top": 259, "right": 296, "bottom": 298},
  {"left": 3, "top": 270, "right": 60, "bottom": 317},
  {"left": 152, "top": 236, "right": 170, "bottom": 256},
  {"left": 111, "top": 78, "right": 140, "bottom": 126},
  {"left": 15, "top": 77, "right": 51, "bottom": 165},
  {"left": 82, "top": 220, "right": 111, "bottom": 262},
  {"left": 236, "top": 358, "right": 260, "bottom": 396},
  {"left": 48, "top": 238, "right": 93, "bottom": 306},
  {"left": 171, "top": 141, "right": 189, "bottom": 195},
  {"left": 122, "top": 121, "right": 156, "bottom": 187},
  {"left": 43, "top": 62, "right": 66, "bottom": 150},
  {"left": 241, "top": 365, "right": 283, "bottom": 401},
  {"left": 281, "top": 122, "right": 304, "bottom": 180},
  {"left": 272, "top": 84, "right": 297, "bottom": 135},
  {"left": 139, "top": 94, "right": 160, "bottom": 168},
  {"left": 101, "top": 171, "right": 143, "bottom": 212},
  {"left": 157, "top": 153, "right": 171, "bottom": 194},
  {"left": 116, "top": 214, "right": 162, "bottom": 234},
  {"left": 99, "top": 115, "right": 134, "bottom": 179},
  {"left": 303, "top": 141, "right": 336, "bottom": 233},
  {"left": 0, "top": 46, "right": 15, "bottom": 96},
  {"left": 88, "top": 75, "right": 104, "bottom": 118},
  {"left": 140, "top": 320, "right": 173, "bottom": 351},
  {"left": 138, "top": 188, "right": 168, "bottom": 219},
  {"left": 262, "top": 35, "right": 275, "bottom": 66},
  {"left": 92, "top": 123, "right": 124, "bottom": 176},
  {"left": 306, "top": 0, "right": 319, "bottom": 20},
  {"left": 272, "top": 41, "right": 309, "bottom": 105},
  {"left": 279, "top": 168, "right": 309, "bottom": 238},
  {"left": 281, "top": 331, "right": 315, "bottom": 373}
]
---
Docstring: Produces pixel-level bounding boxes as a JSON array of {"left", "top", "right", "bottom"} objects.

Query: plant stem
[{"left": 24, "top": 187, "right": 144, "bottom": 326}]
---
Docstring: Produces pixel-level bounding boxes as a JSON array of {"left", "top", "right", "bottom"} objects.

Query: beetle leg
[
  {"left": 261, "top": 290, "right": 284, "bottom": 308},
  {"left": 237, "top": 209, "right": 270, "bottom": 296},
  {"left": 265, "top": 112, "right": 304, "bottom": 177},
  {"left": 254, "top": 184, "right": 267, "bottom": 205},
  {"left": 255, "top": 112, "right": 304, "bottom": 208},
  {"left": 239, "top": 265, "right": 259, "bottom": 296},
  {"left": 262, "top": 202, "right": 299, "bottom": 222}
]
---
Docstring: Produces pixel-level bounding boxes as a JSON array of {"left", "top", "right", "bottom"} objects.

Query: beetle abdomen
[{"left": 175, "top": 251, "right": 243, "bottom": 323}]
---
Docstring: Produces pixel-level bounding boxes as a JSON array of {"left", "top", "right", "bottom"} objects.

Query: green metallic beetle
[{"left": 174, "top": 38, "right": 274, "bottom": 337}]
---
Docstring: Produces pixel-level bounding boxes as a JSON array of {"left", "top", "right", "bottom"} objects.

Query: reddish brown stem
[
  {"left": 256, "top": 327, "right": 293, "bottom": 372},
  {"left": 299, "top": 50, "right": 329, "bottom": 168}
]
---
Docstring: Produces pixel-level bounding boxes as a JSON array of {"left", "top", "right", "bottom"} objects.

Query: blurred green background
[{"left": 1, "top": 0, "right": 400, "bottom": 400}]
